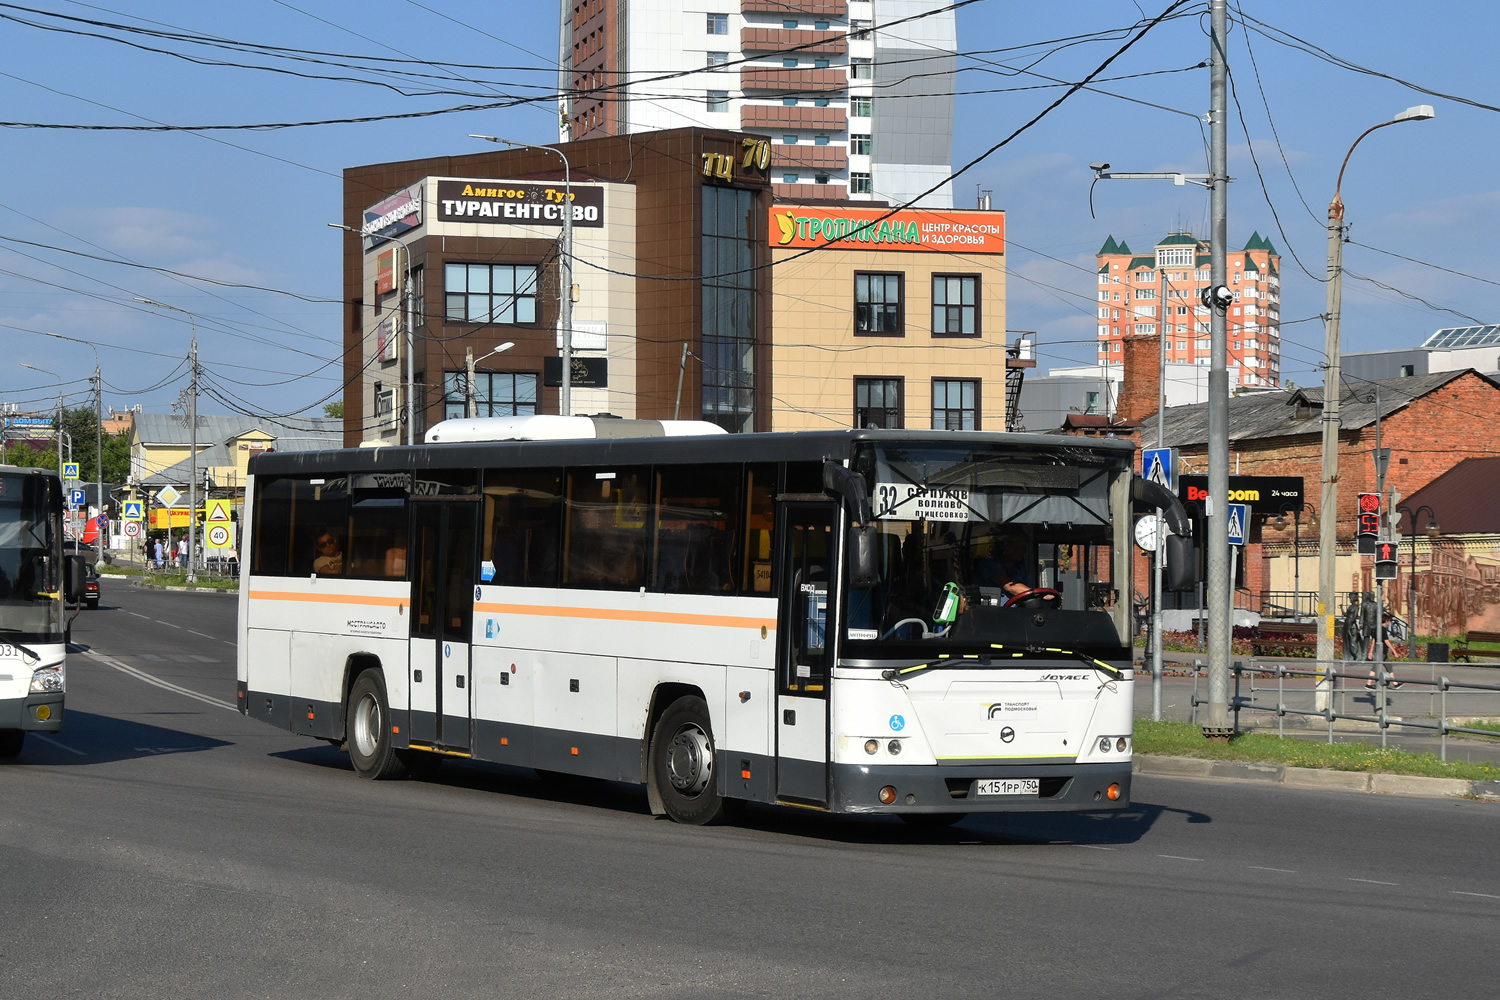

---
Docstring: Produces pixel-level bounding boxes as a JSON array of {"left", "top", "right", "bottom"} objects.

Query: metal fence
[{"left": 1185, "top": 657, "right": 1500, "bottom": 762}]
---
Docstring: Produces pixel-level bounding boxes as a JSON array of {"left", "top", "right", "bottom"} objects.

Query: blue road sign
[
  {"left": 122, "top": 501, "right": 144, "bottom": 521},
  {"left": 69, "top": 488, "right": 85, "bottom": 507},
  {"left": 1226, "top": 502, "right": 1248, "bottom": 546},
  {"left": 1142, "top": 447, "right": 1175, "bottom": 490},
  {"left": 62, "top": 462, "right": 80, "bottom": 480}
]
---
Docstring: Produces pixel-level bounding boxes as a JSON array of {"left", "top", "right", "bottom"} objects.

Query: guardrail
[{"left": 1185, "top": 658, "right": 1500, "bottom": 762}]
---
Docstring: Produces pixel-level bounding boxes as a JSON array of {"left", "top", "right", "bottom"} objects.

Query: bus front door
[
  {"left": 775, "top": 502, "right": 836, "bottom": 806},
  {"left": 409, "top": 501, "right": 479, "bottom": 751}
]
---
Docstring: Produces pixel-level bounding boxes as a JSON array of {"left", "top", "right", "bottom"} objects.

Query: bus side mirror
[
  {"left": 848, "top": 524, "right": 880, "bottom": 589},
  {"left": 65, "top": 554, "right": 88, "bottom": 602},
  {"left": 1164, "top": 535, "right": 1199, "bottom": 592}
]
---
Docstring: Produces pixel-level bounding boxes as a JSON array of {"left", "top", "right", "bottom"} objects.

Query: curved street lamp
[
  {"left": 1316, "top": 105, "right": 1436, "bottom": 669},
  {"left": 1396, "top": 504, "right": 1439, "bottom": 660}
]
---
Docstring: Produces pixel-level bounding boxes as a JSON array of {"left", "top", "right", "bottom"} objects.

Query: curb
[
  {"left": 128, "top": 581, "right": 236, "bottom": 595},
  {"left": 1134, "top": 754, "right": 1500, "bottom": 802}
]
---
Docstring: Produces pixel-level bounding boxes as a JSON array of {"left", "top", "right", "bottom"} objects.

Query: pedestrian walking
[
  {"left": 178, "top": 535, "right": 188, "bottom": 569},
  {"left": 1366, "top": 609, "right": 1404, "bottom": 689},
  {"left": 153, "top": 537, "right": 164, "bottom": 569}
]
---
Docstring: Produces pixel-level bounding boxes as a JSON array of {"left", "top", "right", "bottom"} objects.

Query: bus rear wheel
[
  {"left": 650, "top": 695, "right": 729, "bottom": 825},
  {"left": 348, "top": 671, "right": 408, "bottom": 780}
]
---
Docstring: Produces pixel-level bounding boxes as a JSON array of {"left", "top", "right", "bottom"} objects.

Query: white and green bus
[
  {"left": 1, "top": 465, "right": 84, "bottom": 758},
  {"left": 237, "top": 418, "right": 1192, "bottom": 824}
]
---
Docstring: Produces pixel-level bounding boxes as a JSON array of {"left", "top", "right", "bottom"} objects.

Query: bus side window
[
  {"left": 564, "top": 468, "right": 649, "bottom": 590},
  {"left": 653, "top": 464, "right": 740, "bottom": 595},
  {"left": 251, "top": 477, "right": 296, "bottom": 576},
  {"left": 483, "top": 470, "right": 562, "bottom": 587},
  {"left": 742, "top": 463, "right": 775, "bottom": 594},
  {"left": 347, "top": 494, "right": 407, "bottom": 579}
]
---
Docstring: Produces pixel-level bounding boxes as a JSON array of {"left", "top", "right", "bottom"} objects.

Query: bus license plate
[{"left": 977, "top": 778, "right": 1039, "bottom": 796}]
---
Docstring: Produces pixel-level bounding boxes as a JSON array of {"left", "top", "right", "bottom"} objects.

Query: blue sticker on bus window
[
  {"left": 485, "top": 619, "right": 496, "bottom": 639},
  {"left": 889, "top": 714, "right": 905, "bottom": 732},
  {"left": 444, "top": 643, "right": 451, "bottom": 658}
]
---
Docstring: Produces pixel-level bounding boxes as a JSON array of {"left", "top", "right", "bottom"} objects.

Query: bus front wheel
[
  {"left": 348, "top": 671, "right": 408, "bottom": 780},
  {"left": 650, "top": 696, "right": 729, "bottom": 825}
]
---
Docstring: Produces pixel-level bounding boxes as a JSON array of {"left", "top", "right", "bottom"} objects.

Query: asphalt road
[{"left": 2, "top": 582, "right": 1496, "bottom": 999}]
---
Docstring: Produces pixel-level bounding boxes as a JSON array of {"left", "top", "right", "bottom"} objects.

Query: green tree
[
  {"left": 3, "top": 406, "right": 130, "bottom": 484},
  {"left": 323, "top": 400, "right": 344, "bottom": 419}
]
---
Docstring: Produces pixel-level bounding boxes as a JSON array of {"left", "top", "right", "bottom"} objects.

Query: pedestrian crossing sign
[
  {"left": 1226, "top": 502, "right": 1248, "bottom": 546},
  {"left": 1142, "top": 448, "right": 1175, "bottom": 491},
  {"left": 63, "top": 462, "right": 80, "bottom": 480}
]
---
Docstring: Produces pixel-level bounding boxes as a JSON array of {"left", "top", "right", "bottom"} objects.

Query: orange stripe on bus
[
  {"left": 248, "top": 591, "right": 407, "bottom": 607},
  {"left": 474, "top": 602, "right": 772, "bottom": 630}
]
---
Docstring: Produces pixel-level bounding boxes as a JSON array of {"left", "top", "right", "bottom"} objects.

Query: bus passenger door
[
  {"left": 775, "top": 503, "right": 837, "bottom": 806},
  {"left": 409, "top": 501, "right": 478, "bottom": 750}
]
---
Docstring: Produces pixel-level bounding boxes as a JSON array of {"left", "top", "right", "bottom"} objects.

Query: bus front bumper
[
  {"left": 0, "top": 694, "right": 65, "bottom": 732},
  {"left": 830, "top": 760, "right": 1132, "bottom": 814}
]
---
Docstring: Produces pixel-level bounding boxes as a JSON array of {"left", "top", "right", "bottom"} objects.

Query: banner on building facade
[
  {"left": 361, "top": 181, "right": 423, "bottom": 249},
  {"left": 436, "top": 180, "right": 605, "bottom": 228},
  {"left": 769, "top": 207, "right": 1005, "bottom": 254}
]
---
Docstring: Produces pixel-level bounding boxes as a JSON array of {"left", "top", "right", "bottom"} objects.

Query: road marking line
[
  {"left": 188, "top": 631, "right": 215, "bottom": 640},
  {"left": 33, "top": 733, "right": 86, "bottom": 756},
  {"left": 1250, "top": 866, "right": 1297, "bottom": 873},
  {"left": 1075, "top": 844, "right": 1116, "bottom": 851},
  {"left": 1348, "top": 878, "right": 1399, "bottom": 886},
  {"left": 1157, "top": 855, "right": 1203, "bottom": 861},
  {"left": 157, "top": 621, "right": 182, "bottom": 629},
  {"left": 1452, "top": 891, "right": 1500, "bottom": 900},
  {"left": 129, "top": 612, "right": 150, "bottom": 619},
  {"left": 86, "top": 651, "right": 236, "bottom": 712}
]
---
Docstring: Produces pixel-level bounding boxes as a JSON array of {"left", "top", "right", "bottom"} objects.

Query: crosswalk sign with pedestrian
[
  {"left": 1142, "top": 448, "right": 1175, "bottom": 491},
  {"left": 1226, "top": 502, "right": 1247, "bottom": 546}
]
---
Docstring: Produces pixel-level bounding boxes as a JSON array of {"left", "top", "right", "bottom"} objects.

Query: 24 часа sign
[{"left": 436, "top": 180, "right": 605, "bottom": 228}]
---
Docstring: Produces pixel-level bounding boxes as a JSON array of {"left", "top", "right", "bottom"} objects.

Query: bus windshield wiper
[
  {"left": 882, "top": 644, "right": 1123, "bottom": 683},
  {"left": 0, "top": 631, "right": 42, "bottom": 663}
]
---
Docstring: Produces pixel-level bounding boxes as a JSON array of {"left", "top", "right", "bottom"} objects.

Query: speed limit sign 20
[
  {"left": 123, "top": 520, "right": 141, "bottom": 538},
  {"left": 207, "top": 524, "right": 231, "bottom": 547}
]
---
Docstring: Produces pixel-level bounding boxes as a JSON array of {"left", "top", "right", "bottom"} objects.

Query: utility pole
[
  {"left": 188, "top": 333, "right": 199, "bottom": 583},
  {"left": 466, "top": 347, "right": 477, "bottom": 418},
  {"left": 94, "top": 361, "right": 103, "bottom": 551},
  {"left": 1202, "top": 0, "right": 1233, "bottom": 738}
]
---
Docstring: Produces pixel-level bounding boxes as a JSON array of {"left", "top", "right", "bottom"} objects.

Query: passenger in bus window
[{"left": 313, "top": 530, "right": 344, "bottom": 574}]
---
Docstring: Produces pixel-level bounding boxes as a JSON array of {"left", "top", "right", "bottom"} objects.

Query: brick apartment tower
[
  {"left": 560, "top": 0, "right": 956, "bottom": 207},
  {"left": 1095, "top": 231, "right": 1283, "bottom": 387}
]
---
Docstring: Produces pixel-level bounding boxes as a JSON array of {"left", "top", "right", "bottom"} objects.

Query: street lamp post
[
  {"left": 468, "top": 134, "right": 575, "bottom": 416},
  {"left": 1315, "top": 105, "right": 1435, "bottom": 681},
  {"left": 1397, "top": 504, "right": 1439, "bottom": 659},
  {"left": 328, "top": 223, "right": 419, "bottom": 445},
  {"left": 20, "top": 363, "right": 63, "bottom": 467},
  {"left": 47, "top": 333, "right": 103, "bottom": 553},
  {"left": 465, "top": 343, "right": 516, "bottom": 418},
  {"left": 135, "top": 297, "right": 200, "bottom": 583}
]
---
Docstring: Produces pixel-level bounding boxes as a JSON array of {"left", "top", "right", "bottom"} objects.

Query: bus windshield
[
  {"left": 0, "top": 471, "right": 64, "bottom": 642},
  {"left": 845, "top": 442, "right": 1127, "bottom": 658}
]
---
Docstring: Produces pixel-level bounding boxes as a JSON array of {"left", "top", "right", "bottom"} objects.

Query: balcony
[
  {"left": 742, "top": 0, "right": 847, "bottom": 14},
  {"left": 740, "top": 104, "right": 847, "bottom": 131},
  {"left": 741, "top": 66, "right": 847, "bottom": 95},
  {"left": 772, "top": 182, "right": 847, "bottom": 202},
  {"left": 774, "top": 144, "right": 847, "bottom": 170},
  {"left": 741, "top": 27, "right": 847, "bottom": 57}
]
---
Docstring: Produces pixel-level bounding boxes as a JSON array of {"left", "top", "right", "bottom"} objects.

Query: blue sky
[{"left": 1, "top": 1, "right": 1494, "bottom": 421}]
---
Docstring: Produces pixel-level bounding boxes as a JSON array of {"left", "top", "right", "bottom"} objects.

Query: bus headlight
[
  {"left": 864, "top": 739, "right": 879, "bottom": 755},
  {"left": 30, "top": 664, "right": 65, "bottom": 694},
  {"left": 1116, "top": 737, "right": 1129, "bottom": 753}
]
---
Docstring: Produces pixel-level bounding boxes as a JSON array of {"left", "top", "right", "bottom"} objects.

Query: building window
[
  {"left": 702, "top": 186, "right": 758, "bottom": 433},
  {"left": 1399, "top": 364, "right": 1415, "bottom": 377},
  {"left": 782, "top": 173, "right": 799, "bottom": 183},
  {"left": 855, "top": 272, "right": 903, "bottom": 335},
  {"left": 850, "top": 18, "right": 870, "bottom": 38},
  {"left": 850, "top": 171, "right": 872, "bottom": 194},
  {"left": 707, "top": 90, "right": 729, "bottom": 112},
  {"left": 932, "top": 379, "right": 979, "bottom": 430},
  {"left": 815, "top": 20, "right": 829, "bottom": 30},
  {"left": 1084, "top": 391, "right": 1101, "bottom": 415},
  {"left": 783, "top": 97, "right": 798, "bottom": 106},
  {"left": 444, "top": 372, "right": 539, "bottom": 420},
  {"left": 783, "top": 18, "right": 797, "bottom": 28},
  {"left": 850, "top": 133, "right": 871, "bottom": 155},
  {"left": 706, "top": 51, "right": 729, "bottom": 71},
  {"left": 814, "top": 97, "right": 830, "bottom": 107},
  {"left": 854, "top": 377, "right": 903, "bottom": 428},
  {"left": 814, "top": 173, "right": 829, "bottom": 184},
  {"left": 708, "top": 13, "right": 728, "bottom": 34},
  {"left": 851, "top": 57, "right": 872, "bottom": 79},
  {"left": 932, "top": 275, "right": 979, "bottom": 335},
  {"left": 1157, "top": 247, "right": 1192, "bottom": 267},
  {"left": 444, "top": 263, "right": 539, "bottom": 325},
  {"left": 851, "top": 96, "right": 872, "bottom": 116},
  {"left": 814, "top": 134, "right": 829, "bottom": 145},
  {"left": 783, "top": 57, "right": 799, "bottom": 67},
  {"left": 782, "top": 134, "right": 798, "bottom": 144},
  {"left": 814, "top": 58, "right": 829, "bottom": 68}
]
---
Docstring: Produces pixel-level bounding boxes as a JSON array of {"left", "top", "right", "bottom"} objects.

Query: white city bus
[
  {"left": 237, "top": 418, "right": 1192, "bottom": 824},
  {"left": 1, "top": 465, "right": 81, "bottom": 758}
]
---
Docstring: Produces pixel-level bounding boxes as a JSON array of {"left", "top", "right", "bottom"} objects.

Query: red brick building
[{"left": 1114, "top": 330, "right": 1500, "bottom": 617}]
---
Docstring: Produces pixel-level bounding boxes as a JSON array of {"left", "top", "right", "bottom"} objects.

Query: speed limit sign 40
[
  {"left": 207, "top": 524, "right": 231, "bottom": 547},
  {"left": 124, "top": 520, "right": 141, "bottom": 538}
]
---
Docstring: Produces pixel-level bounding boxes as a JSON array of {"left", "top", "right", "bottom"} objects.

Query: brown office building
[{"left": 339, "top": 127, "right": 777, "bottom": 446}]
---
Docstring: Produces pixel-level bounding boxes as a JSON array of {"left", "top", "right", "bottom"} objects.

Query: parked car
[{"left": 63, "top": 538, "right": 100, "bottom": 566}]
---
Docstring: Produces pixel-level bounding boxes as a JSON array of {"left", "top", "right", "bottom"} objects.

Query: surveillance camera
[
  {"left": 1089, "top": 162, "right": 1110, "bottom": 173},
  {"left": 1199, "top": 284, "right": 1234, "bottom": 312}
]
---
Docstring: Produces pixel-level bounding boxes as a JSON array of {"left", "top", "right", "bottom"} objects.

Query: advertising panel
[
  {"left": 361, "top": 181, "right": 423, "bottom": 249},
  {"left": 1177, "top": 475, "right": 1304, "bottom": 514},
  {"left": 769, "top": 207, "right": 1005, "bottom": 254},
  {"left": 436, "top": 180, "right": 605, "bottom": 229}
]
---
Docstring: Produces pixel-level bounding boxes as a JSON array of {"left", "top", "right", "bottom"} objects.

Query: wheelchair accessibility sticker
[{"left": 889, "top": 714, "right": 905, "bottom": 732}]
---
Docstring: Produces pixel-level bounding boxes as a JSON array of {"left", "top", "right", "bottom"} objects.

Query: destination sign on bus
[{"left": 873, "top": 482, "right": 975, "bottom": 521}]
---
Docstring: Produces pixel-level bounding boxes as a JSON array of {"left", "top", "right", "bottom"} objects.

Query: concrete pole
[
  {"left": 466, "top": 347, "right": 477, "bottom": 419},
  {"left": 188, "top": 328, "right": 198, "bottom": 583},
  {"left": 1203, "top": 0, "right": 1233, "bottom": 737}
]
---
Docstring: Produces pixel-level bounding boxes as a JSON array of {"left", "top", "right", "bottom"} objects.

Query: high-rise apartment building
[
  {"left": 1094, "top": 231, "right": 1282, "bottom": 387},
  {"left": 560, "top": 1, "right": 955, "bottom": 207}
]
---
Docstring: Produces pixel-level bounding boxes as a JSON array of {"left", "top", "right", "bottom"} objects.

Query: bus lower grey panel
[
  {"left": 245, "top": 689, "right": 291, "bottom": 731},
  {"left": 776, "top": 757, "right": 826, "bottom": 805},
  {"left": 0, "top": 693, "right": 63, "bottom": 731},
  {"left": 716, "top": 750, "right": 776, "bottom": 804},
  {"left": 291, "top": 696, "right": 342, "bottom": 741},
  {"left": 829, "top": 761, "right": 1132, "bottom": 814},
  {"left": 471, "top": 719, "right": 638, "bottom": 781}
]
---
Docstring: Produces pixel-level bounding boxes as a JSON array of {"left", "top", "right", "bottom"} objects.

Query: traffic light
[
  {"left": 1356, "top": 492, "right": 1380, "bottom": 556},
  {"left": 1375, "top": 539, "right": 1398, "bottom": 581}
]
